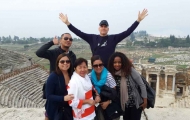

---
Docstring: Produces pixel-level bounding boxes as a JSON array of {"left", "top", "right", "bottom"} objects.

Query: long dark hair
[
  {"left": 108, "top": 52, "right": 133, "bottom": 78},
  {"left": 55, "top": 53, "right": 73, "bottom": 78}
]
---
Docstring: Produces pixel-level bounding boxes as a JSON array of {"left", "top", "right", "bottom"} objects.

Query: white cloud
[{"left": 0, "top": 0, "right": 190, "bottom": 37}]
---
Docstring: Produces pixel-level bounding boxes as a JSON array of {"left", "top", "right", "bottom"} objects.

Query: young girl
[{"left": 108, "top": 52, "right": 147, "bottom": 120}]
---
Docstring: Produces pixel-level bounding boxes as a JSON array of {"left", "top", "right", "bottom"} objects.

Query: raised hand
[
  {"left": 64, "top": 94, "right": 74, "bottom": 101},
  {"left": 137, "top": 9, "right": 148, "bottom": 22},
  {"left": 59, "top": 13, "right": 70, "bottom": 25},
  {"left": 53, "top": 36, "right": 59, "bottom": 45}
]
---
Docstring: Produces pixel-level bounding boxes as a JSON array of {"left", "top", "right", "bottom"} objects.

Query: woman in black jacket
[{"left": 45, "top": 53, "right": 74, "bottom": 120}]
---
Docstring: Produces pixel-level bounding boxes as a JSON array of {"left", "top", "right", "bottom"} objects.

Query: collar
[{"left": 58, "top": 46, "right": 70, "bottom": 54}]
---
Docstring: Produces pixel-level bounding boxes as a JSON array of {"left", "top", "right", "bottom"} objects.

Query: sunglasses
[
  {"left": 59, "top": 60, "right": 71, "bottom": 64},
  {"left": 63, "top": 37, "right": 73, "bottom": 41},
  {"left": 93, "top": 63, "right": 103, "bottom": 68}
]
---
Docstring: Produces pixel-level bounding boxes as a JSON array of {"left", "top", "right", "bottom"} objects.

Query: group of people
[{"left": 36, "top": 9, "right": 148, "bottom": 120}]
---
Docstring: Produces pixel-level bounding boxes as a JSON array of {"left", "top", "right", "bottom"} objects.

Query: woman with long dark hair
[
  {"left": 45, "top": 53, "right": 74, "bottom": 120},
  {"left": 108, "top": 52, "right": 147, "bottom": 120}
]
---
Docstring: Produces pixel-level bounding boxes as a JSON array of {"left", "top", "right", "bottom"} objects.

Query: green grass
[
  {"left": 1, "top": 42, "right": 190, "bottom": 70},
  {"left": 0, "top": 44, "right": 24, "bottom": 50},
  {"left": 42, "top": 64, "right": 50, "bottom": 70},
  {"left": 151, "top": 54, "right": 164, "bottom": 58},
  {"left": 177, "top": 65, "right": 188, "bottom": 69}
]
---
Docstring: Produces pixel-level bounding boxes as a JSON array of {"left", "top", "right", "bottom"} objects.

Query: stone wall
[{"left": 0, "top": 64, "right": 48, "bottom": 82}]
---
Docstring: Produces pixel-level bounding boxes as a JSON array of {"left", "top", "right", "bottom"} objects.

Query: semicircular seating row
[{"left": 0, "top": 67, "right": 48, "bottom": 108}]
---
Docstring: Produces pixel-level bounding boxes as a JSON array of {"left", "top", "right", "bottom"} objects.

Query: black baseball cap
[{"left": 99, "top": 20, "right": 109, "bottom": 26}]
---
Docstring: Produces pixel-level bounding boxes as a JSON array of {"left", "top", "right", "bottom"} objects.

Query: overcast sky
[{"left": 0, "top": 0, "right": 189, "bottom": 38}]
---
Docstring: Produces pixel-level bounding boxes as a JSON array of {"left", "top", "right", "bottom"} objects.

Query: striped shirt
[{"left": 88, "top": 72, "right": 116, "bottom": 88}]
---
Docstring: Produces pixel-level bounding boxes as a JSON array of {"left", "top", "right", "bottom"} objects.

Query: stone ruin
[{"left": 133, "top": 63, "right": 190, "bottom": 108}]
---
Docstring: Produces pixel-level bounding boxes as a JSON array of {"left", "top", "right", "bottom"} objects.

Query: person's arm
[
  {"left": 131, "top": 68, "right": 147, "bottom": 109},
  {"left": 67, "top": 81, "right": 95, "bottom": 109},
  {"left": 100, "top": 72, "right": 116, "bottom": 110},
  {"left": 114, "top": 9, "right": 148, "bottom": 44},
  {"left": 72, "top": 53, "right": 77, "bottom": 65},
  {"left": 131, "top": 68, "right": 147, "bottom": 98},
  {"left": 67, "top": 24, "right": 93, "bottom": 43},
  {"left": 36, "top": 37, "right": 59, "bottom": 59},
  {"left": 59, "top": 13, "right": 93, "bottom": 43},
  {"left": 113, "top": 21, "right": 139, "bottom": 44},
  {"left": 107, "top": 72, "right": 117, "bottom": 88}
]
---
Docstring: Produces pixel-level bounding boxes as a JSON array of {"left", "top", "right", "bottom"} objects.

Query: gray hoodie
[{"left": 129, "top": 67, "right": 147, "bottom": 109}]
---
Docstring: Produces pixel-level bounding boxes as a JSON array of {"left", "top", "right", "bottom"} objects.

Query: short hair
[
  {"left": 74, "top": 58, "right": 88, "bottom": 69},
  {"left": 91, "top": 55, "right": 103, "bottom": 65},
  {"left": 108, "top": 52, "right": 133, "bottom": 77},
  {"left": 61, "top": 33, "right": 71, "bottom": 38},
  {"left": 55, "top": 53, "right": 73, "bottom": 77}
]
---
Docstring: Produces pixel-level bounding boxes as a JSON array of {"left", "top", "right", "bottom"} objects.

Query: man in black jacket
[{"left": 36, "top": 33, "right": 76, "bottom": 73}]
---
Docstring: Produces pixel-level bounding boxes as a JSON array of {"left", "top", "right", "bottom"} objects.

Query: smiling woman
[
  {"left": 67, "top": 58, "right": 97, "bottom": 120},
  {"left": 108, "top": 52, "right": 147, "bottom": 120},
  {"left": 45, "top": 53, "right": 74, "bottom": 120},
  {"left": 88, "top": 55, "right": 120, "bottom": 120}
]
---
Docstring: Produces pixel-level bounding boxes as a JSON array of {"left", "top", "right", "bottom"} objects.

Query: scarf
[
  {"left": 70, "top": 72, "right": 93, "bottom": 119},
  {"left": 72, "top": 72, "right": 92, "bottom": 91},
  {"left": 91, "top": 67, "right": 108, "bottom": 94},
  {"left": 115, "top": 70, "right": 128, "bottom": 111}
]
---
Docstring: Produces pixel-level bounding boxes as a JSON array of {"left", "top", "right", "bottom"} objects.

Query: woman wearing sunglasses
[
  {"left": 88, "top": 55, "right": 120, "bottom": 120},
  {"left": 108, "top": 52, "right": 147, "bottom": 120},
  {"left": 45, "top": 53, "right": 74, "bottom": 120}
]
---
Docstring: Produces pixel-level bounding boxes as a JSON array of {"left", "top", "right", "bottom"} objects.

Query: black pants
[
  {"left": 94, "top": 106, "right": 118, "bottom": 120},
  {"left": 123, "top": 106, "right": 142, "bottom": 120}
]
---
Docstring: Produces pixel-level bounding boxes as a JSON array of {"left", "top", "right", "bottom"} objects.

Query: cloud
[{"left": 0, "top": 0, "right": 190, "bottom": 37}]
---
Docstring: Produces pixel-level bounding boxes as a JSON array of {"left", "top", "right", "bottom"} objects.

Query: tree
[
  {"left": 2, "top": 36, "right": 6, "bottom": 41},
  {"left": 144, "top": 37, "right": 148, "bottom": 44},
  {"left": 14, "top": 36, "right": 19, "bottom": 41},
  {"left": 146, "top": 42, "right": 156, "bottom": 47},
  {"left": 130, "top": 32, "right": 135, "bottom": 41},
  {"left": 8, "top": 35, "right": 12, "bottom": 41},
  {"left": 186, "top": 35, "right": 190, "bottom": 43},
  {"left": 170, "top": 35, "right": 175, "bottom": 43},
  {"left": 138, "top": 30, "right": 147, "bottom": 37},
  {"left": 125, "top": 41, "right": 132, "bottom": 47},
  {"left": 134, "top": 41, "right": 144, "bottom": 46},
  {"left": 40, "top": 37, "right": 50, "bottom": 42}
]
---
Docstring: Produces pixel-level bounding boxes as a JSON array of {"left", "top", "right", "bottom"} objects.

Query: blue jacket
[
  {"left": 45, "top": 72, "right": 72, "bottom": 120},
  {"left": 67, "top": 21, "right": 139, "bottom": 67}
]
